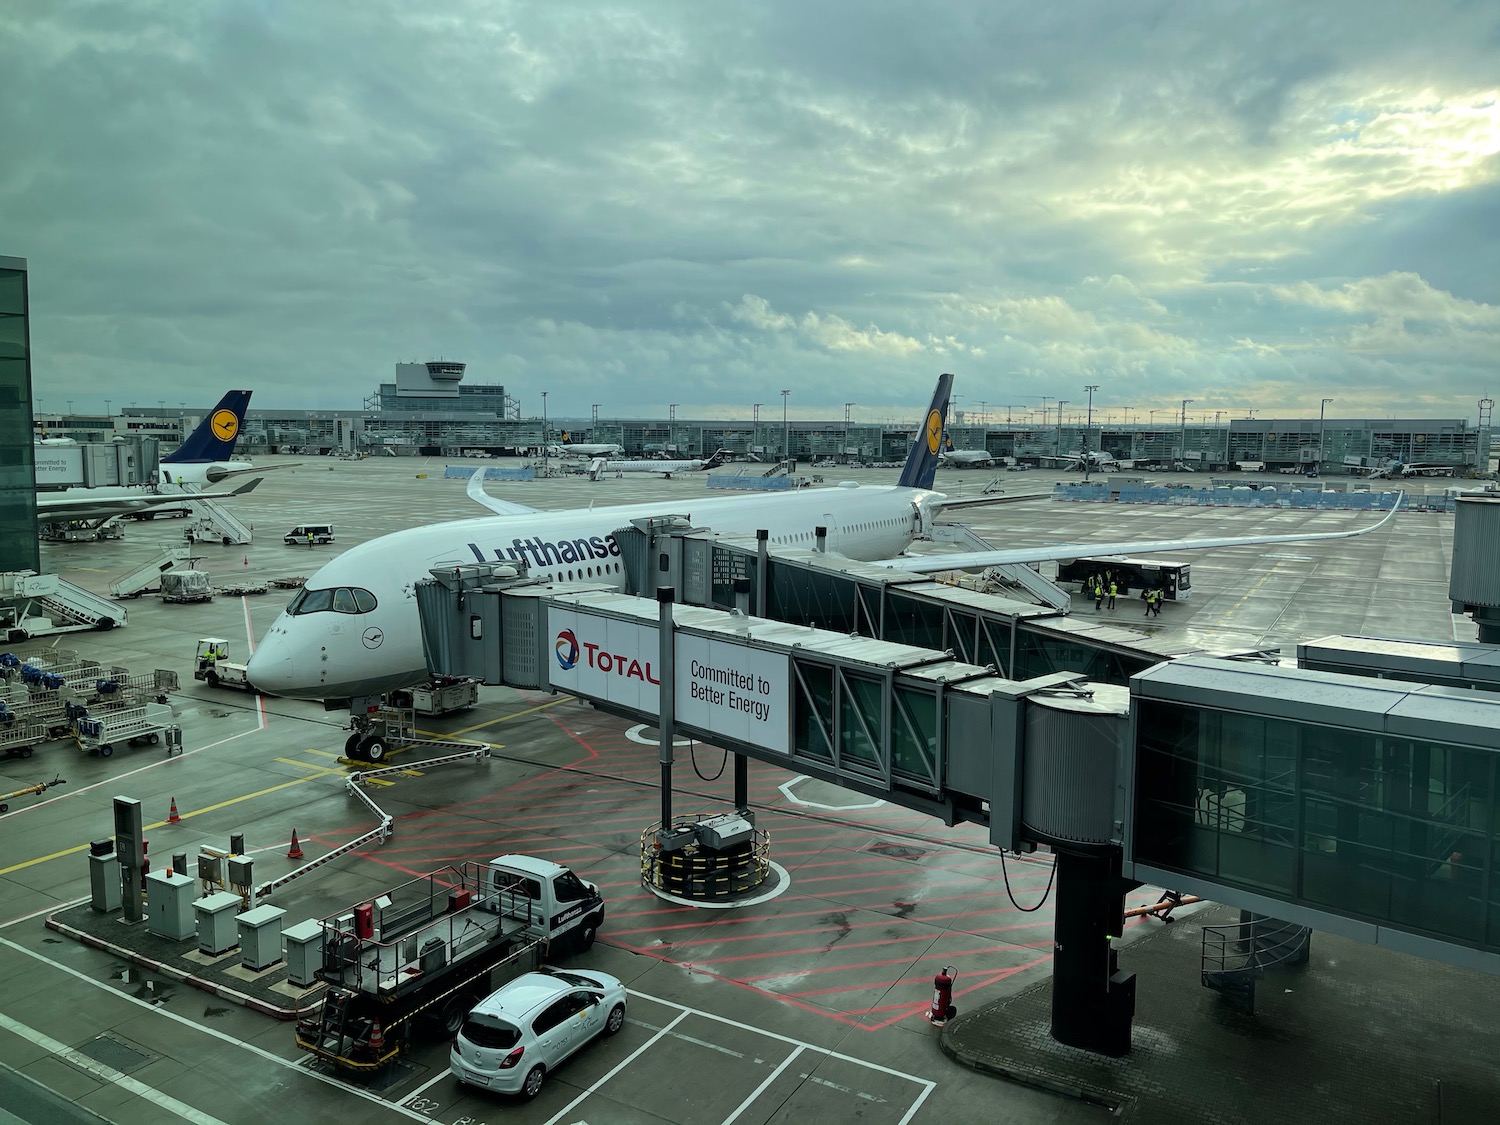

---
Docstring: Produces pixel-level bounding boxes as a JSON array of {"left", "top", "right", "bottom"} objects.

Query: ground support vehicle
[
  {"left": 160, "top": 571, "right": 214, "bottom": 604},
  {"left": 73, "top": 701, "right": 179, "bottom": 758},
  {"left": 294, "top": 856, "right": 606, "bottom": 1073},
  {"left": 284, "top": 524, "right": 335, "bottom": 546},
  {"left": 0, "top": 775, "right": 65, "bottom": 813},
  {"left": 391, "top": 676, "right": 480, "bottom": 717},
  {"left": 192, "top": 638, "right": 257, "bottom": 692}
]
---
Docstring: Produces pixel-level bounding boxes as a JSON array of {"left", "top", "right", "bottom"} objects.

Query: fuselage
[{"left": 246, "top": 483, "right": 934, "bottom": 700}]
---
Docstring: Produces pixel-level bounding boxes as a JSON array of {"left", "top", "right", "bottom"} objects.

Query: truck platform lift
[{"left": 294, "top": 861, "right": 570, "bottom": 1071}]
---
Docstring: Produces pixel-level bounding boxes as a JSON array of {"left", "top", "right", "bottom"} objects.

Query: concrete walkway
[{"left": 942, "top": 905, "right": 1500, "bottom": 1125}]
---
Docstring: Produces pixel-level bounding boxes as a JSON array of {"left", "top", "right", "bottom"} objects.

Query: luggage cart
[
  {"left": 74, "top": 702, "right": 179, "bottom": 758},
  {"left": 0, "top": 706, "right": 48, "bottom": 761},
  {"left": 91, "top": 667, "right": 179, "bottom": 706}
]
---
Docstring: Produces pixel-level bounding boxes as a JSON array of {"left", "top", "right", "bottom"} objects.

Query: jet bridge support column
[
  {"left": 657, "top": 586, "right": 675, "bottom": 829},
  {"left": 1050, "top": 845, "right": 1136, "bottom": 1057}
]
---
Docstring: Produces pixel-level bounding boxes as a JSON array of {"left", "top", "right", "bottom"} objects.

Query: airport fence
[
  {"left": 1049, "top": 484, "right": 1437, "bottom": 511},
  {"left": 443, "top": 465, "right": 536, "bottom": 481}
]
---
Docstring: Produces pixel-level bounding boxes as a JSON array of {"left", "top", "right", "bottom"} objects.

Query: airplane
[
  {"left": 1364, "top": 460, "right": 1452, "bottom": 480},
  {"left": 550, "top": 441, "right": 625, "bottom": 459},
  {"left": 35, "top": 477, "right": 264, "bottom": 526},
  {"left": 1036, "top": 451, "right": 1132, "bottom": 472},
  {"left": 246, "top": 373, "right": 1404, "bottom": 703},
  {"left": 939, "top": 446, "right": 1000, "bottom": 469},
  {"left": 587, "top": 450, "right": 731, "bottom": 480},
  {"left": 154, "top": 390, "right": 267, "bottom": 486}
]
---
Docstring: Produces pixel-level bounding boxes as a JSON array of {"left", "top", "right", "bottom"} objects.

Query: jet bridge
[{"left": 414, "top": 526, "right": 1500, "bottom": 1056}]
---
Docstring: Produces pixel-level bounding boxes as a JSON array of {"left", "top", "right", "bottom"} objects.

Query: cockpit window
[{"left": 287, "top": 586, "right": 378, "bottom": 616}]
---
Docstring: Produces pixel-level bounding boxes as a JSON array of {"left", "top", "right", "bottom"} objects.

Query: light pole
[
  {"left": 1055, "top": 400, "right": 1068, "bottom": 458},
  {"left": 669, "top": 403, "right": 678, "bottom": 422},
  {"left": 781, "top": 389, "right": 790, "bottom": 460},
  {"left": 591, "top": 403, "right": 599, "bottom": 429},
  {"left": 1180, "top": 399, "right": 1194, "bottom": 466},
  {"left": 1318, "top": 397, "right": 1333, "bottom": 476},
  {"left": 1082, "top": 384, "right": 1099, "bottom": 481},
  {"left": 541, "top": 391, "right": 549, "bottom": 474}
]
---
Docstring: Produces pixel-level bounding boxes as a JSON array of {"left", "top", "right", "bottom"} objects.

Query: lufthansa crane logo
[
  {"left": 211, "top": 409, "right": 239, "bottom": 441},
  {"left": 555, "top": 629, "right": 579, "bottom": 670},
  {"left": 924, "top": 409, "right": 943, "bottom": 455},
  {"left": 361, "top": 627, "right": 384, "bottom": 649}
]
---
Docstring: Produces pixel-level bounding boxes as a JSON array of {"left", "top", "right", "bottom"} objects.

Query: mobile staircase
[
  {"left": 184, "top": 497, "right": 253, "bottom": 546},
  {"left": 108, "top": 547, "right": 192, "bottom": 599},
  {"left": 0, "top": 572, "right": 125, "bottom": 640},
  {"left": 1201, "top": 913, "right": 1312, "bottom": 1014},
  {"left": 927, "top": 523, "right": 1073, "bottom": 612},
  {"left": 762, "top": 458, "right": 797, "bottom": 477}
]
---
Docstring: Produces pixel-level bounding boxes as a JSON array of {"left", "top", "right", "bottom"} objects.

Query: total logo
[
  {"left": 553, "top": 628, "right": 659, "bottom": 684},
  {"left": 555, "top": 629, "right": 579, "bottom": 670}
]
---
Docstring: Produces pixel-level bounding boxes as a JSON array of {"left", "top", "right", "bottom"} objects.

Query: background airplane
[
  {"left": 939, "top": 447, "right": 999, "bottom": 469},
  {"left": 551, "top": 441, "right": 624, "bottom": 459},
  {"left": 1365, "top": 460, "right": 1452, "bottom": 479},
  {"left": 154, "top": 390, "right": 268, "bottom": 486},
  {"left": 1036, "top": 451, "right": 1132, "bottom": 471},
  {"left": 587, "top": 450, "right": 731, "bottom": 479},
  {"left": 36, "top": 477, "right": 263, "bottom": 526}
]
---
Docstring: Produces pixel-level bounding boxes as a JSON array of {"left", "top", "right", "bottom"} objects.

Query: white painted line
[
  {"left": 242, "top": 595, "right": 267, "bottom": 725},
  {"left": 403, "top": 1065, "right": 452, "bottom": 1104},
  {"left": 778, "top": 775, "right": 886, "bottom": 811},
  {"left": 720, "top": 1045, "right": 804, "bottom": 1125},
  {"left": 894, "top": 1079, "right": 936, "bottom": 1125},
  {"left": 0, "top": 1009, "right": 230, "bottom": 1125},
  {"left": 540, "top": 1011, "right": 689, "bottom": 1125},
  {"left": 0, "top": 936, "right": 434, "bottom": 1123},
  {"left": 624, "top": 988, "right": 936, "bottom": 1092},
  {"left": 625, "top": 723, "right": 694, "bottom": 747},
  {"left": 4, "top": 720, "right": 266, "bottom": 820}
]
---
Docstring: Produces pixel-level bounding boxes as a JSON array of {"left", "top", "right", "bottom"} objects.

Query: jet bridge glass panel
[
  {"left": 788, "top": 656, "right": 918, "bottom": 790},
  {"left": 1134, "top": 698, "right": 1497, "bottom": 952},
  {"left": 768, "top": 563, "right": 857, "bottom": 633},
  {"left": 1014, "top": 625, "right": 1155, "bottom": 686}
]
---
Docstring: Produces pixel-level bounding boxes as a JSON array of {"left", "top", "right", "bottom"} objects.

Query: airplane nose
[{"left": 246, "top": 632, "right": 296, "bottom": 696}]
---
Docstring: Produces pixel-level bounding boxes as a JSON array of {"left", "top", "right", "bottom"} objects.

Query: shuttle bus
[{"left": 1055, "top": 556, "right": 1192, "bottom": 601}]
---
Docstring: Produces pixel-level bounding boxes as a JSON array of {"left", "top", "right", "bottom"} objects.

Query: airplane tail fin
[
  {"left": 704, "top": 449, "right": 731, "bottom": 469},
  {"left": 163, "top": 390, "right": 252, "bottom": 463},
  {"left": 897, "top": 373, "right": 953, "bottom": 491}
]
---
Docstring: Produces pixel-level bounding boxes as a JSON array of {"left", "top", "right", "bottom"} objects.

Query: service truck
[
  {"left": 294, "top": 855, "right": 606, "bottom": 1072},
  {"left": 192, "top": 638, "right": 256, "bottom": 692}
]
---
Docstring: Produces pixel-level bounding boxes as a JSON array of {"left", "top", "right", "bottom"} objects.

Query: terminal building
[{"left": 1, "top": 254, "right": 38, "bottom": 573}]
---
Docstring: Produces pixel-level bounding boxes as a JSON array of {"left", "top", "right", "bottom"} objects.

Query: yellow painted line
[
  {"left": 276, "top": 757, "right": 334, "bottom": 772},
  {"left": 0, "top": 766, "right": 347, "bottom": 877},
  {"left": 302, "top": 748, "right": 342, "bottom": 760},
  {"left": 418, "top": 695, "right": 568, "bottom": 740}
]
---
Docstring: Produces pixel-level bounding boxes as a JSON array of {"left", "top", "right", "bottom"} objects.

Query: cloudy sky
[{"left": 3, "top": 2, "right": 1497, "bottom": 424}]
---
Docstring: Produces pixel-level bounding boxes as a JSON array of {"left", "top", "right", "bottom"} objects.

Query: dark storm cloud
[{"left": 1, "top": 0, "right": 1495, "bottom": 423}]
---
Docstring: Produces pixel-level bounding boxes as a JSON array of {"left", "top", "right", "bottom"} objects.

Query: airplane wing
[
  {"left": 934, "top": 492, "right": 1052, "bottom": 511},
  {"left": 467, "top": 468, "right": 541, "bottom": 516},
  {"left": 875, "top": 494, "right": 1404, "bottom": 573},
  {"left": 37, "top": 477, "right": 264, "bottom": 524}
]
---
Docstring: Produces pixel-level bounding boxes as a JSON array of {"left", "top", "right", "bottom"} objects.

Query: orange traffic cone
[
  {"left": 287, "top": 828, "right": 305, "bottom": 860},
  {"left": 168, "top": 798, "right": 181, "bottom": 824},
  {"left": 368, "top": 1019, "right": 385, "bottom": 1059},
  {"left": 243, "top": 555, "right": 249, "bottom": 566}
]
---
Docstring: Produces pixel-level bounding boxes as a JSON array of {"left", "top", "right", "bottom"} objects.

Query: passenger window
[
  {"left": 332, "top": 588, "right": 358, "bottom": 614},
  {"left": 352, "top": 588, "right": 378, "bottom": 613},
  {"left": 533, "top": 997, "right": 574, "bottom": 1035}
]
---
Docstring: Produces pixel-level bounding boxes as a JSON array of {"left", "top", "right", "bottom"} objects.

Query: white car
[{"left": 450, "top": 967, "right": 627, "bottom": 1099}]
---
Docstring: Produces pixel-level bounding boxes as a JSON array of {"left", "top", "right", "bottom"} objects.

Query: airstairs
[
  {"left": 926, "top": 523, "right": 1073, "bottom": 612},
  {"left": 108, "top": 546, "right": 192, "bottom": 599},
  {"left": 1201, "top": 913, "right": 1312, "bottom": 1014},
  {"left": 762, "top": 459, "right": 797, "bottom": 477},
  {"left": 183, "top": 497, "right": 253, "bottom": 545},
  {"left": 0, "top": 572, "right": 125, "bottom": 639}
]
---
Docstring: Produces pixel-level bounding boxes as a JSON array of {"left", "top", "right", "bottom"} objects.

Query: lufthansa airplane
[
  {"left": 588, "top": 450, "right": 731, "bottom": 479},
  {"left": 246, "top": 374, "right": 1401, "bottom": 701}
]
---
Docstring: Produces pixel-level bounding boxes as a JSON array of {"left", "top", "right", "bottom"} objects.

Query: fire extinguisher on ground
[{"left": 926, "top": 964, "right": 957, "bottom": 1025}]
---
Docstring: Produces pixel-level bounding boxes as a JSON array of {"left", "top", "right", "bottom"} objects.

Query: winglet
[
  {"left": 897, "top": 374, "right": 953, "bottom": 491},
  {"left": 162, "top": 390, "right": 253, "bottom": 464}
]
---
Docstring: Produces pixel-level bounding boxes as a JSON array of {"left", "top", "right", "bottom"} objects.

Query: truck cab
[
  {"left": 284, "top": 524, "right": 335, "bottom": 546},
  {"left": 487, "top": 854, "right": 606, "bottom": 951},
  {"left": 193, "top": 637, "right": 254, "bottom": 690}
]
